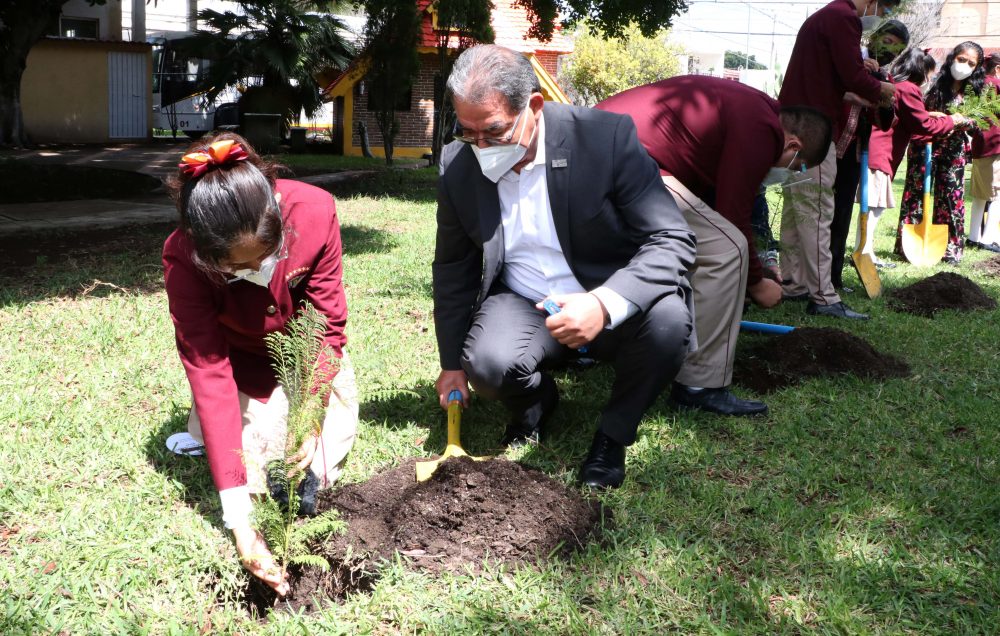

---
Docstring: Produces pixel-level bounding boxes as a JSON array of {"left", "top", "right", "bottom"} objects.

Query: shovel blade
[
  {"left": 902, "top": 218, "right": 948, "bottom": 267},
  {"left": 850, "top": 251, "right": 882, "bottom": 298}
]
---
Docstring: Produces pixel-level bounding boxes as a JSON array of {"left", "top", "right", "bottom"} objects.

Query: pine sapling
[
  {"left": 953, "top": 84, "right": 1000, "bottom": 131},
  {"left": 255, "top": 302, "right": 345, "bottom": 586}
]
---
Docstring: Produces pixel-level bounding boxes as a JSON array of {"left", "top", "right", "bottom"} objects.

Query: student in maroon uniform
[
  {"left": 967, "top": 53, "right": 1000, "bottom": 252},
  {"left": 597, "top": 76, "right": 831, "bottom": 416},
  {"left": 163, "top": 132, "right": 358, "bottom": 596},
  {"left": 777, "top": 0, "right": 897, "bottom": 320},
  {"left": 858, "top": 48, "right": 966, "bottom": 263},
  {"left": 829, "top": 18, "right": 909, "bottom": 288}
]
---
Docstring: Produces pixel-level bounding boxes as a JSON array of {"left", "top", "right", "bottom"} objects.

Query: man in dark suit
[{"left": 432, "top": 45, "right": 695, "bottom": 489}]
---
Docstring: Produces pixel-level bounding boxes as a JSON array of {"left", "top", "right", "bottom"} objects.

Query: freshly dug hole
[
  {"left": 888, "top": 272, "right": 996, "bottom": 317},
  {"left": 734, "top": 327, "right": 911, "bottom": 392}
]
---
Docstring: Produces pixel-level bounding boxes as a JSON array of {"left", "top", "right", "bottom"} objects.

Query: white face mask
[
  {"left": 472, "top": 106, "right": 533, "bottom": 182},
  {"left": 761, "top": 150, "right": 803, "bottom": 187},
  {"left": 952, "top": 60, "right": 975, "bottom": 81},
  {"left": 859, "top": 2, "right": 884, "bottom": 31},
  {"left": 228, "top": 252, "right": 279, "bottom": 287}
]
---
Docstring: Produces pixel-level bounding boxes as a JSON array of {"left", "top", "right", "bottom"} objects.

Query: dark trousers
[
  {"left": 831, "top": 141, "right": 860, "bottom": 288},
  {"left": 460, "top": 286, "right": 691, "bottom": 446}
]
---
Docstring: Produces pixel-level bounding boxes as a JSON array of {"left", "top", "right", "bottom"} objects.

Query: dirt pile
[
  {"left": 976, "top": 255, "right": 1000, "bottom": 277},
  {"left": 888, "top": 272, "right": 996, "bottom": 317},
  {"left": 245, "top": 456, "right": 606, "bottom": 614},
  {"left": 734, "top": 327, "right": 911, "bottom": 392}
]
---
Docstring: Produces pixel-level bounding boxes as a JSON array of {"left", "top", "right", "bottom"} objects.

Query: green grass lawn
[{"left": 1, "top": 167, "right": 998, "bottom": 634}]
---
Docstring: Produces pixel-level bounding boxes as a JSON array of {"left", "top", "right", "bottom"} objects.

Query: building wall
[
  {"left": 929, "top": 0, "right": 1000, "bottom": 52},
  {"left": 22, "top": 39, "right": 151, "bottom": 143},
  {"left": 351, "top": 53, "right": 439, "bottom": 154}
]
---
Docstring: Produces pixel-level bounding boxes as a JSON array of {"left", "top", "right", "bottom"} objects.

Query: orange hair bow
[{"left": 178, "top": 139, "right": 249, "bottom": 178}]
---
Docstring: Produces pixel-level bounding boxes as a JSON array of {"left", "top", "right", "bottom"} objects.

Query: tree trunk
[{"left": 0, "top": 0, "right": 67, "bottom": 147}]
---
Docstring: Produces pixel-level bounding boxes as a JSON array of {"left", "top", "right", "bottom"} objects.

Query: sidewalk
[{"left": 0, "top": 141, "right": 377, "bottom": 237}]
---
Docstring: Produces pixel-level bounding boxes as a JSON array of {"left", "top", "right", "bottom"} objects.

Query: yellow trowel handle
[
  {"left": 446, "top": 389, "right": 463, "bottom": 449},
  {"left": 922, "top": 142, "right": 933, "bottom": 217}
]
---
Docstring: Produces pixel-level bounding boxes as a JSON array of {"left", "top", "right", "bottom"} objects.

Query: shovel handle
[
  {"left": 447, "top": 390, "right": 463, "bottom": 447},
  {"left": 542, "top": 298, "right": 589, "bottom": 353}
]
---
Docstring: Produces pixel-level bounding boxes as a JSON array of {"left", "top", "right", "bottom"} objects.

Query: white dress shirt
[{"left": 496, "top": 113, "right": 637, "bottom": 328}]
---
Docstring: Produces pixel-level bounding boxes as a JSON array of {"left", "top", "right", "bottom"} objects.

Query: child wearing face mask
[
  {"left": 896, "top": 41, "right": 985, "bottom": 263},
  {"left": 162, "top": 132, "right": 358, "bottom": 597},
  {"left": 859, "top": 48, "right": 966, "bottom": 265},
  {"left": 967, "top": 53, "right": 1000, "bottom": 252}
]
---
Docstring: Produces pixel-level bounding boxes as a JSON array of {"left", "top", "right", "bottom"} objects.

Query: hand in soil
[
  {"left": 748, "top": 277, "right": 782, "bottom": 308},
  {"left": 232, "top": 525, "right": 290, "bottom": 596},
  {"left": 435, "top": 369, "right": 470, "bottom": 410},
  {"left": 287, "top": 433, "right": 319, "bottom": 478}
]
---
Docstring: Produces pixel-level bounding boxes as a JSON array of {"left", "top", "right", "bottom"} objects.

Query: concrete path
[{"left": 0, "top": 142, "right": 390, "bottom": 237}]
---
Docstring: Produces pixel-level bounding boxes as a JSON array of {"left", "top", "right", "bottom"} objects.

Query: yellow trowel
[
  {"left": 415, "top": 390, "right": 487, "bottom": 481},
  {"left": 902, "top": 142, "right": 949, "bottom": 266}
]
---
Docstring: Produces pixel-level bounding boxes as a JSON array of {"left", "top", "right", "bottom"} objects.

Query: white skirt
[{"left": 856, "top": 169, "right": 896, "bottom": 209}]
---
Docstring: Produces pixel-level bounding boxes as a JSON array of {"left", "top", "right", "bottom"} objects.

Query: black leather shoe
[
  {"left": 501, "top": 375, "right": 559, "bottom": 448},
  {"left": 670, "top": 384, "right": 768, "bottom": 417},
  {"left": 806, "top": 301, "right": 869, "bottom": 320},
  {"left": 966, "top": 238, "right": 982, "bottom": 249},
  {"left": 781, "top": 292, "right": 810, "bottom": 302},
  {"left": 578, "top": 430, "right": 625, "bottom": 489}
]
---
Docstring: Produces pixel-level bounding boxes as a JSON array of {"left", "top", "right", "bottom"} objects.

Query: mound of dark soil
[
  {"left": 888, "top": 272, "right": 996, "bottom": 317},
  {"left": 734, "top": 327, "right": 911, "bottom": 392},
  {"left": 976, "top": 254, "right": 1000, "bottom": 277},
  {"left": 245, "top": 456, "right": 606, "bottom": 615}
]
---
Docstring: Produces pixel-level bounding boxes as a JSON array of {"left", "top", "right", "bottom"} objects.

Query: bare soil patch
[
  {"left": 888, "top": 272, "right": 996, "bottom": 317},
  {"left": 734, "top": 327, "right": 911, "bottom": 393},
  {"left": 244, "top": 456, "right": 607, "bottom": 615}
]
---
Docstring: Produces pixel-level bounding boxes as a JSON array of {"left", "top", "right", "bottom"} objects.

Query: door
[{"left": 108, "top": 51, "right": 148, "bottom": 138}]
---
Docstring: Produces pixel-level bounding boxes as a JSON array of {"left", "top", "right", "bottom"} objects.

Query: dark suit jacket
[{"left": 432, "top": 102, "right": 696, "bottom": 370}]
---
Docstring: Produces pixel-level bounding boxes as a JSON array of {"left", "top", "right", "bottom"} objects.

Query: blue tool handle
[
  {"left": 447, "top": 389, "right": 463, "bottom": 404},
  {"left": 923, "top": 143, "right": 932, "bottom": 194},
  {"left": 542, "top": 298, "right": 589, "bottom": 353},
  {"left": 739, "top": 320, "right": 795, "bottom": 335},
  {"left": 860, "top": 149, "right": 869, "bottom": 215}
]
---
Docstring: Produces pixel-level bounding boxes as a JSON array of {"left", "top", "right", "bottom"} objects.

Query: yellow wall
[{"left": 22, "top": 39, "right": 151, "bottom": 143}]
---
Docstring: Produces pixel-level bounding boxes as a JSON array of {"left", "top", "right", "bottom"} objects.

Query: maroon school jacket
[
  {"left": 163, "top": 179, "right": 347, "bottom": 491},
  {"left": 778, "top": 0, "right": 883, "bottom": 139},
  {"left": 596, "top": 75, "right": 783, "bottom": 285},
  {"left": 869, "top": 81, "right": 955, "bottom": 178},
  {"left": 972, "top": 76, "right": 1000, "bottom": 159}
]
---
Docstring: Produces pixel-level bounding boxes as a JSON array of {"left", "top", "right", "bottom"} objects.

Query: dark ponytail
[{"left": 166, "top": 132, "right": 286, "bottom": 274}]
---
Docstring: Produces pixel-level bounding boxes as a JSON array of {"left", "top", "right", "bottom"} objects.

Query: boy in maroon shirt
[
  {"left": 597, "top": 76, "right": 831, "bottom": 416},
  {"left": 777, "top": 0, "right": 897, "bottom": 320}
]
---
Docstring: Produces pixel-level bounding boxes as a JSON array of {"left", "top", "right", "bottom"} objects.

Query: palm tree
[{"left": 180, "top": 0, "right": 355, "bottom": 128}]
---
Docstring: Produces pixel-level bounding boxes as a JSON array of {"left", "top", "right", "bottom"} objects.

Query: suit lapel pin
[{"left": 551, "top": 158, "right": 568, "bottom": 168}]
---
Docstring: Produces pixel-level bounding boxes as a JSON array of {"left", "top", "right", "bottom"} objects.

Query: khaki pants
[
  {"left": 970, "top": 155, "right": 1000, "bottom": 200},
  {"left": 663, "top": 176, "right": 748, "bottom": 388},
  {"left": 780, "top": 142, "right": 840, "bottom": 305},
  {"left": 188, "top": 351, "right": 359, "bottom": 493}
]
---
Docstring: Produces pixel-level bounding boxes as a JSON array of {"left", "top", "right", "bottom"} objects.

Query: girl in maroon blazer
[
  {"left": 162, "top": 132, "right": 357, "bottom": 596},
  {"left": 859, "top": 48, "right": 967, "bottom": 265},
  {"left": 895, "top": 41, "right": 985, "bottom": 263}
]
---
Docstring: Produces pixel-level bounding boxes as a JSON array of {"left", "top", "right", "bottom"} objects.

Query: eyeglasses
[{"left": 452, "top": 108, "right": 526, "bottom": 147}]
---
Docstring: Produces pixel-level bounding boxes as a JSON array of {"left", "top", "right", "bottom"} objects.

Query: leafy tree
[
  {"left": 358, "top": 0, "right": 421, "bottom": 165},
  {"left": 725, "top": 50, "right": 766, "bottom": 70},
  {"left": 429, "top": 0, "right": 494, "bottom": 166},
  {"left": 0, "top": 0, "right": 107, "bottom": 147},
  {"left": 560, "top": 23, "right": 683, "bottom": 106},
  {"left": 515, "top": 0, "right": 689, "bottom": 40},
  {"left": 181, "top": 0, "right": 354, "bottom": 129}
]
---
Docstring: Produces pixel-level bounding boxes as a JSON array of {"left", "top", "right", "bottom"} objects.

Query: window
[{"left": 58, "top": 17, "right": 99, "bottom": 40}]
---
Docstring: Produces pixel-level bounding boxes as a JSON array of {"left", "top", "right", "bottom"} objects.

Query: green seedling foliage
[
  {"left": 953, "top": 84, "right": 1000, "bottom": 131},
  {"left": 256, "top": 302, "right": 344, "bottom": 586}
]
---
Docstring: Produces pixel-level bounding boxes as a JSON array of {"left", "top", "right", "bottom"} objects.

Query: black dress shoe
[
  {"left": 578, "top": 430, "right": 625, "bottom": 489},
  {"left": 966, "top": 238, "right": 983, "bottom": 249},
  {"left": 501, "top": 374, "right": 559, "bottom": 448},
  {"left": 806, "top": 301, "right": 869, "bottom": 320},
  {"left": 670, "top": 384, "right": 768, "bottom": 417}
]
